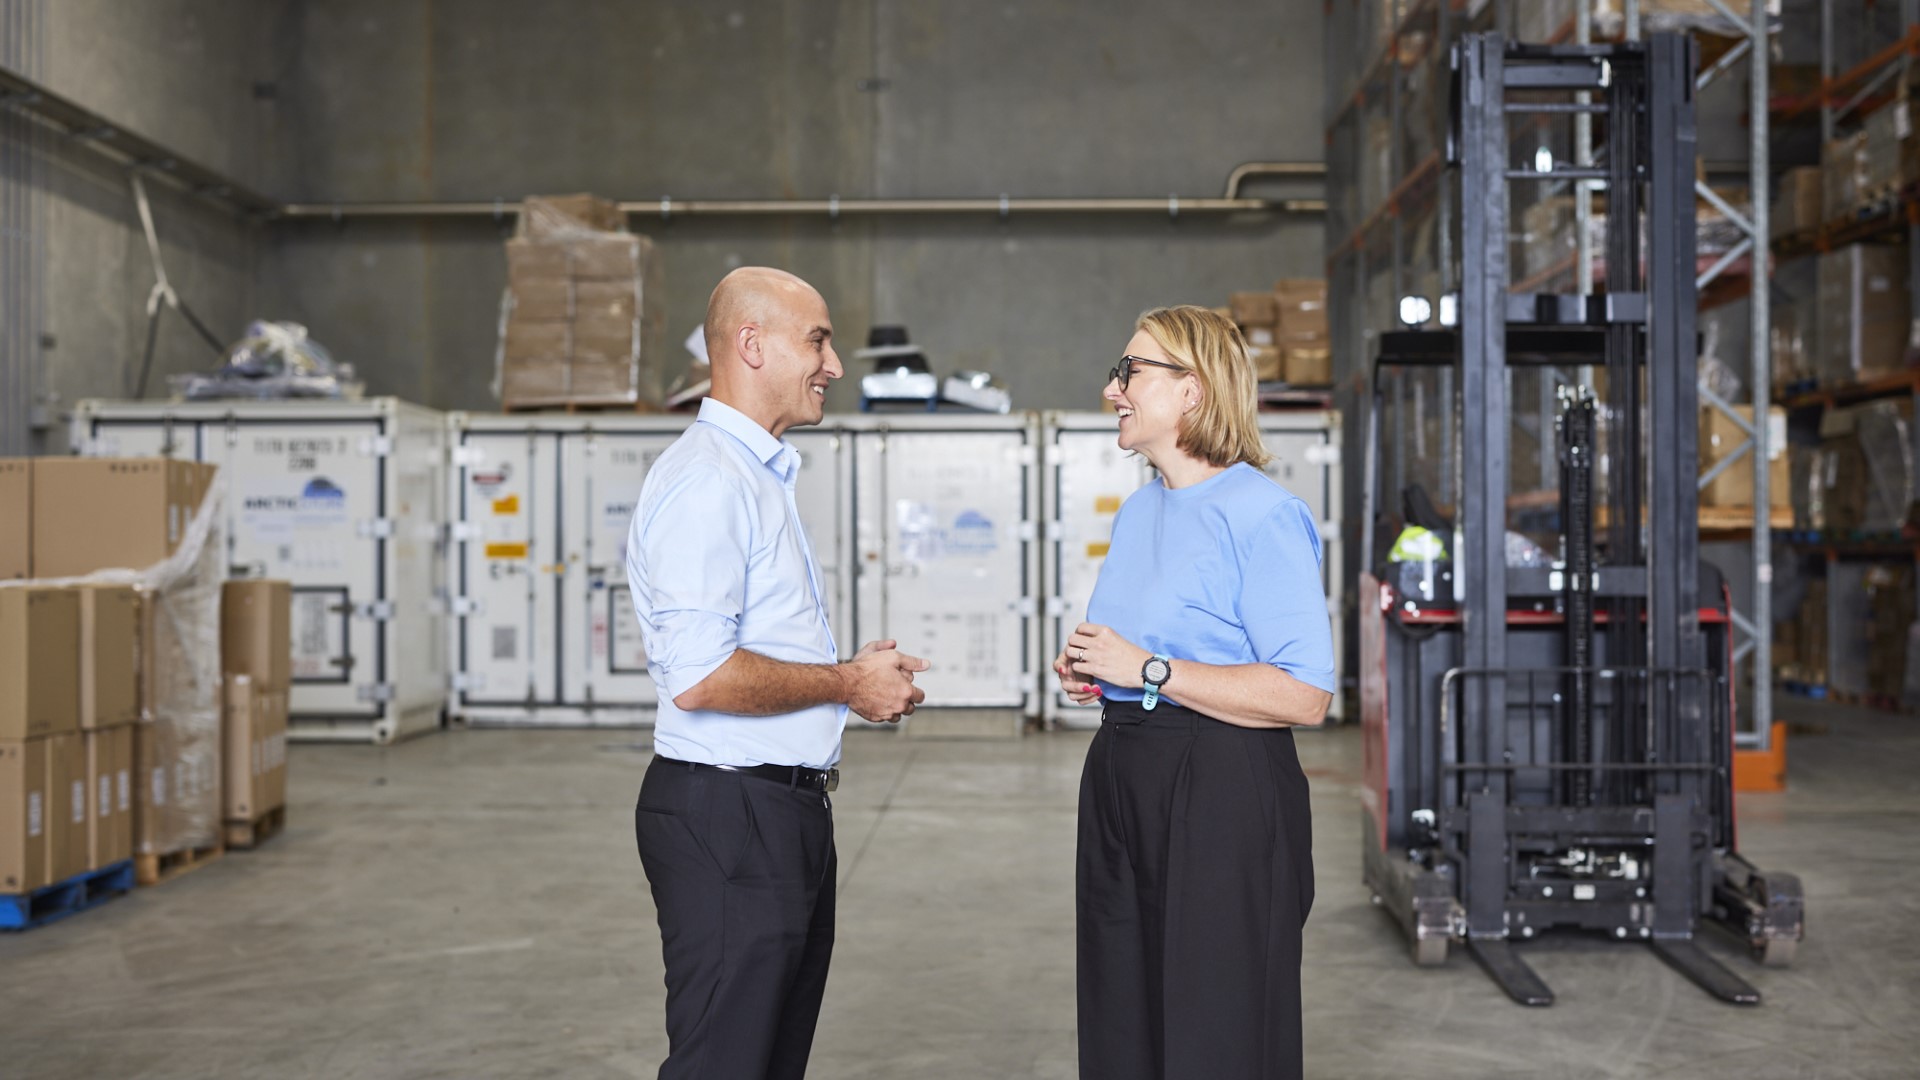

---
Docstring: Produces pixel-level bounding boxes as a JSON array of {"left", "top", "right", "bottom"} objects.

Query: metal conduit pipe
[
  {"left": 279, "top": 191, "right": 1325, "bottom": 221},
  {"left": 1221, "top": 160, "right": 1326, "bottom": 198}
]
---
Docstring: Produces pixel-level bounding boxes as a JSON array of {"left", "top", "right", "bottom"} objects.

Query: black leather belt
[{"left": 659, "top": 756, "right": 839, "bottom": 792}]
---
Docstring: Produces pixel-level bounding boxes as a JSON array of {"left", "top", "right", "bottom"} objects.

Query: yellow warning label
[
  {"left": 1086, "top": 542, "right": 1111, "bottom": 558},
  {"left": 1094, "top": 495, "right": 1122, "bottom": 514},
  {"left": 485, "top": 542, "right": 529, "bottom": 559},
  {"left": 492, "top": 495, "right": 519, "bottom": 515}
]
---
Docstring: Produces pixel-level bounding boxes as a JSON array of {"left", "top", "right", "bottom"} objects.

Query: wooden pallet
[
  {"left": 135, "top": 842, "right": 223, "bottom": 887},
  {"left": 1, "top": 861, "right": 136, "bottom": 931},
  {"left": 224, "top": 806, "right": 286, "bottom": 851}
]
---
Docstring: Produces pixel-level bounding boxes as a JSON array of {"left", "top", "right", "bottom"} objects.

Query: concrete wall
[
  {"left": 259, "top": 0, "right": 1326, "bottom": 413},
  {"left": 22, "top": 0, "right": 286, "bottom": 446}
]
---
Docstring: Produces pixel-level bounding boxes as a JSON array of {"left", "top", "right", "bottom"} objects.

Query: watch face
[{"left": 1144, "top": 658, "right": 1171, "bottom": 685}]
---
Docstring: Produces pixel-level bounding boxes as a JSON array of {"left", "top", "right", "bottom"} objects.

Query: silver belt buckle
[{"left": 825, "top": 767, "right": 840, "bottom": 793}]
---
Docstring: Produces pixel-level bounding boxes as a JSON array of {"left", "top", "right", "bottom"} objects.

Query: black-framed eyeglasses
[{"left": 1108, "top": 355, "right": 1186, "bottom": 390}]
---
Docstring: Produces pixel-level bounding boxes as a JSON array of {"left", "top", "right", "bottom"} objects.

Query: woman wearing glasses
[{"left": 1054, "top": 305, "right": 1333, "bottom": 1080}]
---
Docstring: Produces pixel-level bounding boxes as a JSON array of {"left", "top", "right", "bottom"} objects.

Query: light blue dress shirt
[
  {"left": 626, "top": 398, "right": 844, "bottom": 768},
  {"left": 1086, "top": 462, "right": 1335, "bottom": 703}
]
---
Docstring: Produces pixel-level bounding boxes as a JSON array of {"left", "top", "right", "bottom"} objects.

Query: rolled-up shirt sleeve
[
  {"left": 628, "top": 468, "right": 754, "bottom": 701},
  {"left": 1239, "top": 499, "right": 1337, "bottom": 694}
]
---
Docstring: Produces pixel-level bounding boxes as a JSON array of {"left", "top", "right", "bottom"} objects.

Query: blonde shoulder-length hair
[{"left": 1136, "top": 305, "right": 1272, "bottom": 469}]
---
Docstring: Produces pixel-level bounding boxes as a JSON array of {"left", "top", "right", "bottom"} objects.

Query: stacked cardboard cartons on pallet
[
  {"left": 499, "top": 194, "right": 662, "bottom": 411},
  {"left": 3, "top": 458, "right": 226, "bottom": 887},
  {"left": 1227, "top": 281, "right": 1331, "bottom": 386},
  {"left": 1815, "top": 244, "right": 1913, "bottom": 388},
  {"left": 220, "top": 581, "right": 290, "bottom": 845}
]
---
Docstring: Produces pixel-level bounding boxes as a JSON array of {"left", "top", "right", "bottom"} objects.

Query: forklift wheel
[
  {"left": 1758, "top": 937, "right": 1798, "bottom": 968},
  {"left": 1413, "top": 936, "right": 1449, "bottom": 967}
]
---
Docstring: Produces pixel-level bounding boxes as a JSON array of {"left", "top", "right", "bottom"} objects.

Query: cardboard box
[
  {"left": 46, "top": 731, "right": 87, "bottom": 884},
  {"left": 1274, "top": 279, "right": 1330, "bottom": 338},
  {"left": 1284, "top": 347, "right": 1333, "bottom": 386},
  {"left": 511, "top": 278, "right": 574, "bottom": 321},
  {"left": 224, "top": 677, "right": 288, "bottom": 823},
  {"left": 566, "top": 360, "right": 639, "bottom": 401},
  {"left": 221, "top": 580, "right": 292, "bottom": 690},
  {"left": 1230, "top": 291, "right": 1278, "bottom": 329},
  {"left": 1822, "top": 131, "right": 1869, "bottom": 221},
  {"left": 507, "top": 239, "right": 571, "bottom": 283},
  {"left": 573, "top": 319, "right": 636, "bottom": 365},
  {"left": 0, "top": 587, "right": 80, "bottom": 741},
  {"left": 516, "top": 193, "right": 624, "bottom": 239},
  {"left": 0, "top": 458, "right": 28, "bottom": 579},
  {"left": 502, "top": 318, "right": 570, "bottom": 363},
  {"left": 0, "top": 740, "right": 49, "bottom": 893},
  {"left": 1817, "top": 244, "right": 1912, "bottom": 385},
  {"left": 575, "top": 281, "right": 637, "bottom": 323},
  {"left": 568, "top": 234, "right": 643, "bottom": 280},
  {"left": 1772, "top": 166, "right": 1823, "bottom": 239},
  {"left": 79, "top": 585, "right": 141, "bottom": 731},
  {"left": 1699, "top": 406, "right": 1791, "bottom": 509},
  {"left": 30, "top": 458, "right": 205, "bottom": 578},
  {"left": 86, "top": 726, "right": 133, "bottom": 870},
  {"left": 1249, "top": 345, "right": 1284, "bottom": 382}
]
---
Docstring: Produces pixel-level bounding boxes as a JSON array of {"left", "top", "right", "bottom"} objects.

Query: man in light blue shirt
[{"left": 627, "top": 267, "right": 928, "bottom": 1080}]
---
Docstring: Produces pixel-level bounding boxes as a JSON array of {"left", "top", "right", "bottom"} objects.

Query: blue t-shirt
[{"left": 1085, "top": 462, "right": 1335, "bottom": 702}]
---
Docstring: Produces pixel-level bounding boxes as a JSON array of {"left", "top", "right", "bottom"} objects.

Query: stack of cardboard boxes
[
  {"left": 499, "top": 193, "right": 662, "bottom": 411},
  {"left": 1227, "top": 280, "right": 1332, "bottom": 386},
  {"left": 1, "top": 584, "right": 140, "bottom": 894},
  {"left": 221, "top": 581, "right": 290, "bottom": 845},
  {"left": 2, "top": 456, "right": 256, "bottom": 898},
  {"left": 1815, "top": 244, "right": 1913, "bottom": 388}
]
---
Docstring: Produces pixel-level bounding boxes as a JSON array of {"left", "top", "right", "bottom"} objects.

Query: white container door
[
  {"left": 211, "top": 420, "right": 387, "bottom": 720},
  {"left": 453, "top": 431, "right": 556, "bottom": 707},
  {"left": 561, "top": 429, "right": 682, "bottom": 711},
  {"left": 1045, "top": 422, "right": 1151, "bottom": 725},
  {"left": 854, "top": 428, "right": 1033, "bottom": 709},
  {"left": 788, "top": 429, "right": 853, "bottom": 661}
]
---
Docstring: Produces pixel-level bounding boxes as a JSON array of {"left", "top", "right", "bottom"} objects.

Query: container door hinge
[{"left": 357, "top": 518, "right": 395, "bottom": 539}]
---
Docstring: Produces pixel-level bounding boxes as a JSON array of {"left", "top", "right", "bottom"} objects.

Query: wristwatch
[{"left": 1141, "top": 654, "right": 1173, "bottom": 711}]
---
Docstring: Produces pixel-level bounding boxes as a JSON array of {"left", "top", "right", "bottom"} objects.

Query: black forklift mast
[{"left": 1359, "top": 33, "right": 1804, "bottom": 1006}]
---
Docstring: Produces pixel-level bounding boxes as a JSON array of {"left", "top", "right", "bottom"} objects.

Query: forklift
[{"left": 1358, "top": 33, "right": 1804, "bottom": 1006}]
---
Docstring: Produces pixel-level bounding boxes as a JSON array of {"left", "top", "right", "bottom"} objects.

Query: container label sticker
[
  {"left": 72, "top": 780, "right": 85, "bottom": 823},
  {"left": 492, "top": 495, "right": 520, "bottom": 515},
  {"left": 27, "top": 791, "right": 40, "bottom": 836},
  {"left": 947, "top": 510, "right": 998, "bottom": 557},
  {"left": 486, "top": 542, "right": 529, "bottom": 560},
  {"left": 492, "top": 625, "right": 518, "bottom": 661},
  {"left": 1086, "top": 542, "right": 1111, "bottom": 558},
  {"left": 470, "top": 464, "right": 513, "bottom": 500},
  {"left": 99, "top": 777, "right": 111, "bottom": 818},
  {"left": 118, "top": 769, "right": 130, "bottom": 812},
  {"left": 240, "top": 474, "right": 351, "bottom": 573},
  {"left": 1094, "top": 495, "right": 1122, "bottom": 514},
  {"left": 151, "top": 768, "right": 166, "bottom": 807}
]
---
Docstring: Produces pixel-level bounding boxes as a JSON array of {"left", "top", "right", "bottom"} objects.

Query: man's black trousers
[{"left": 636, "top": 756, "right": 837, "bottom": 1080}]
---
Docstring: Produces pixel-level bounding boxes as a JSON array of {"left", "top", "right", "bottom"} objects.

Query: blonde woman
[{"left": 1055, "top": 305, "right": 1333, "bottom": 1080}]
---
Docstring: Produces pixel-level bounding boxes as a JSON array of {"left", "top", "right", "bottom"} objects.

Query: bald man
[{"left": 626, "top": 267, "right": 928, "bottom": 1079}]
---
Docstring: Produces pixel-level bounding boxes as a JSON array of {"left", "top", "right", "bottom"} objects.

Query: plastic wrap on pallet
[
  {"left": 1829, "top": 561, "right": 1874, "bottom": 697},
  {"left": 1852, "top": 398, "right": 1918, "bottom": 531},
  {"left": 0, "top": 476, "right": 227, "bottom": 856},
  {"left": 1816, "top": 245, "right": 1913, "bottom": 386}
]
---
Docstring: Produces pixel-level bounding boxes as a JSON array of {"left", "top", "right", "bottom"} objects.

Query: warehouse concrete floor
[{"left": 1, "top": 696, "right": 1914, "bottom": 1079}]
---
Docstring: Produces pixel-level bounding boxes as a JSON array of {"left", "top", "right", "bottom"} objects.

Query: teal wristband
[{"left": 1141, "top": 653, "right": 1172, "bottom": 711}]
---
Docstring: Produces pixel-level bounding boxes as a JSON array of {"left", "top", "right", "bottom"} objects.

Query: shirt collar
[{"left": 697, "top": 397, "right": 797, "bottom": 480}]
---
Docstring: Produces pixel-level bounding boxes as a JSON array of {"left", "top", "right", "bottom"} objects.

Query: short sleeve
[
  {"left": 1238, "top": 499, "right": 1336, "bottom": 694},
  {"left": 627, "top": 467, "right": 754, "bottom": 700}
]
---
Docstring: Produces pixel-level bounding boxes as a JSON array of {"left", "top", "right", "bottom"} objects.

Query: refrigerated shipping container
[
  {"left": 446, "top": 412, "right": 1040, "bottom": 735},
  {"left": 445, "top": 413, "right": 853, "bottom": 726},
  {"left": 1042, "top": 409, "right": 1344, "bottom": 728},
  {"left": 71, "top": 399, "right": 447, "bottom": 744}
]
